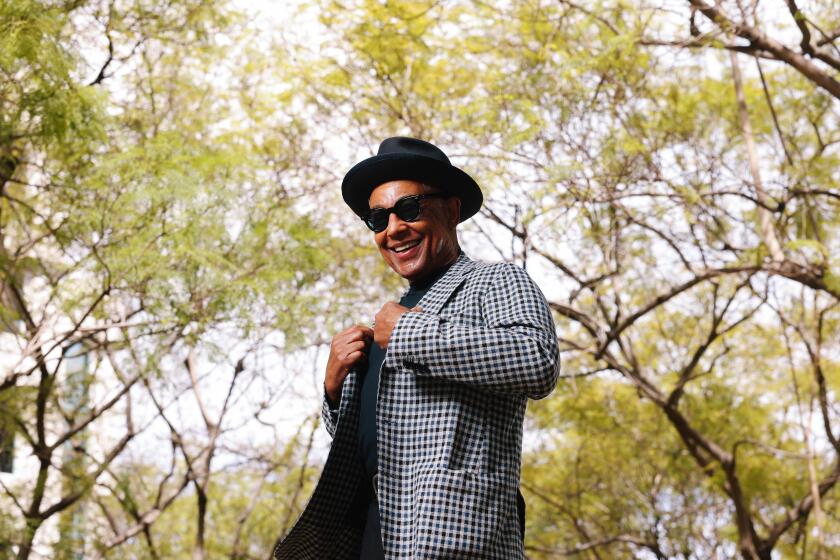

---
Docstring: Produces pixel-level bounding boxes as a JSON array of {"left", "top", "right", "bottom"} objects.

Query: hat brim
[{"left": 342, "top": 153, "right": 483, "bottom": 222}]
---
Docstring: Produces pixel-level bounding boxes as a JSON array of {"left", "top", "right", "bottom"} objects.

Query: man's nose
[{"left": 384, "top": 211, "right": 408, "bottom": 236}]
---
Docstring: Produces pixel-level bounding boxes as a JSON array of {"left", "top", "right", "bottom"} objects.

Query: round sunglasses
[{"left": 362, "top": 193, "right": 448, "bottom": 232}]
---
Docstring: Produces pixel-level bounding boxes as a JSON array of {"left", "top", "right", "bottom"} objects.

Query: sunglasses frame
[{"left": 363, "top": 193, "right": 448, "bottom": 233}]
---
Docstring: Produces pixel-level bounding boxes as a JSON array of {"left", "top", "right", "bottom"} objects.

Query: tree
[
  {"left": 305, "top": 0, "right": 839, "bottom": 557},
  {"left": 0, "top": 1, "right": 375, "bottom": 557},
  {"left": 4, "top": 0, "right": 838, "bottom": 557}
]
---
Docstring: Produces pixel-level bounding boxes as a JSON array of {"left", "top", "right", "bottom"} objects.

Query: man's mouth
[{"left": 391, "top": 239, "right": 421, "bottom": 253}]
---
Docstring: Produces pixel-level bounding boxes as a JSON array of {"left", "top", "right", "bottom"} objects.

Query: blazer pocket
[{"left": 413, "top": 467, "right": 508, "bottom": 558}]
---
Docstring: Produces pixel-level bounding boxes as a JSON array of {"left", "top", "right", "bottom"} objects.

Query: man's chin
[
  {"left": 394, "top": 265, "right": 419, "bottom": 282},
  {"left": 384, "top": 252, "right": 422, "bottom": 278},
  {"left": 391, "top": 260, "right": 425, "bottom": 282}
]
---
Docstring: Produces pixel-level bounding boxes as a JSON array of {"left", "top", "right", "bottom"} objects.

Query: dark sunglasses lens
[
  {"left": 367, "top": 209, "right": 388, "bottom": 232},
  {"left": 394, "top": 197, "right": 422, "bottom": 221},
  {"left": 365, "top": 196, "right": 425, "bottom": 232}
]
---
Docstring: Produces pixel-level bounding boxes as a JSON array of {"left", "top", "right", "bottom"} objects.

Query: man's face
[{"left": 368, "top": 180, "right": 461, "bottom": 284}]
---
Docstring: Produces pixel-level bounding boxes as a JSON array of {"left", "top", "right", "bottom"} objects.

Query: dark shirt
[{"left": 357, "top": 266, "right": 448, "bottom": 479}]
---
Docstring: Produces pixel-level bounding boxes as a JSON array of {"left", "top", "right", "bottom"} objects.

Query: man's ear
[{"left": 446, "top": 196, "right": 461, "bottom": 228}]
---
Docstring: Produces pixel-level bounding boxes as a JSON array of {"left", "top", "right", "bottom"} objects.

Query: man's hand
[
  {"left": 374, "top": 302, "right": 422, "bottom": 349},
  {"left": 325, "top": 325, "right": 373, "bottom": 407}
]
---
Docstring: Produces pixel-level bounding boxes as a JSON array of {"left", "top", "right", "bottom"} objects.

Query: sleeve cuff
[
  {"left": 323, "top": 385, "right": 340, "bottom": 415},
  {"left": 389, "top": 311, "right": 437, "bottom": 372}
]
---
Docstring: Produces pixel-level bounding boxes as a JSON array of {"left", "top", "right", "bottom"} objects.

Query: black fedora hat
[{"left": 341, "top": 137, "right": 483, "bottom": 222}]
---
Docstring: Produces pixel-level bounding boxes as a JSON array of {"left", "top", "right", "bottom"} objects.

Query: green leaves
[
  {"left": 3, "top": 0, "right": 839, "bottom": 557},
  {"left": 297, "top": 0, "right": 840, "bottom": 556}
]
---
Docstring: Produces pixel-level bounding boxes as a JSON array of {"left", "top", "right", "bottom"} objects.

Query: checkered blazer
[{"left": 274, "top": 253, "right": 559, "bottom": 559}]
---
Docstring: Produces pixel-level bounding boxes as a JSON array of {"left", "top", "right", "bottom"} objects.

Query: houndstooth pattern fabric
[{"left": 274, "top": 253, "right": 560, "bottom": 559}]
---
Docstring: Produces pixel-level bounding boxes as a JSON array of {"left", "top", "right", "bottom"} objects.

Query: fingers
[
  {"left": 325, "top": 325, "right": 374, "bottom": 401},
  {"left": 336, "top": 348, "right": 367, "bottom": 378},
  {"left": 330, "top": 327, "right": 371, "bottom": 356},
  {"left": 344, "top": 350, "right": 366, "bottom": 365},
  {"left": 377, "top": 301, "right": 408, "bottom": 314},
  {"left": 342, "top": 340, "right": 368, "bottom": 359},
  {"left": 340, "top": 324, "right": 373, "bottom": 342},
  {"left": 329, "top": 331, "right": 370, "bottom": 370}
]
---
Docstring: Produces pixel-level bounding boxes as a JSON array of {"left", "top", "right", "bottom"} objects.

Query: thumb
[{"left": 410, "top": 306, "right": 423, "bottom": 312}]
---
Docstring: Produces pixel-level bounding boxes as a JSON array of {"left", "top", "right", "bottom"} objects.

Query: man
[{"left": 274, "top": 137, "right": 559, "bottom": 559}]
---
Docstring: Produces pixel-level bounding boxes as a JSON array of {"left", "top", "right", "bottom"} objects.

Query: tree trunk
[
  {"left": 729, "top": 49, "right": 785, "bottom": 262},
  {"left": 192, "top": 485, "right": 207, "bottom": 560}
]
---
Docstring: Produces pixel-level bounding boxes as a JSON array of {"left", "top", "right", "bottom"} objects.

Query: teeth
[{"left": 393, "top": 240, "right": 420, "bottom": 253}]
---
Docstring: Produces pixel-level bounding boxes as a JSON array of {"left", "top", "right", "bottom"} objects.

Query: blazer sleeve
[
  {"left": 321, "top": 388, "right": 339, "bottom": 438},
  {"left": 388, "top": 263, "right": 560, "bottom": 399}
]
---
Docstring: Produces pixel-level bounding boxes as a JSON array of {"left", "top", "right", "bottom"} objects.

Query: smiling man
[{"left": 274, "top": 137, "right": 560, "bottom": 560}]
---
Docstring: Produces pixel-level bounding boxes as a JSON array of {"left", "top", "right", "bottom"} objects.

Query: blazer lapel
[{"left": 412, "top": 252, "right": 476, "bottom": 316}]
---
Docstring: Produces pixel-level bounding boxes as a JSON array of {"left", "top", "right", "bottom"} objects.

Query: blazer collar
[{"left": 408, "top": 252, "right": 476, "bottom": 316}]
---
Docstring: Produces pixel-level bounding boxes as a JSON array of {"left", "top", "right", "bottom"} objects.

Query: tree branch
[{"left": 688, "top": 0, "right": 840, "bottom": 99}]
